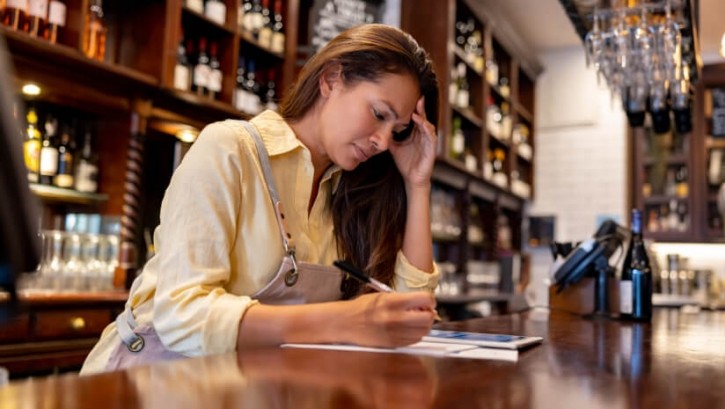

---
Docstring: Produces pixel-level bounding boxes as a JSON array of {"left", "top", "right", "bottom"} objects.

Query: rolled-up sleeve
[
  {"left": 392, "top": 250, "right": 440, "bottom": 292},
  {"left": 151, "top": 122, "right": 258, "bottom": 356}
]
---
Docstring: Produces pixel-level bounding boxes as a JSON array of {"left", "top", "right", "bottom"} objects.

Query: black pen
[
  {"left": 334, "top": 260, "right": 395, "bottom": 293},
  {"left": 333, "top": 260, "right": 442, "bottom": 321}
]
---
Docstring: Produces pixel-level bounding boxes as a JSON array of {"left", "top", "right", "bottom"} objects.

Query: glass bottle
[
  {"left": 2, "top": 0, "right": 27, "bottom": 31},
  {"left": 185, "top": 0, "right": 203, "bottom": 14},
  {"left": 27, "top": 0, "right": 48, "bottom": 38},
  {"left": 257, "top": 0, "right": 272, "bottom": 48},
  {"left": 54, "top": 124, "right": 75, "bottom": 188},
  {"left": 204, "top": 0, "right": 226, "bottom": 26},
  {"left": 39, "top": 114, "right": 59, "bottom": 186},
  {"left": 46, "top": 0, "right": 66, "bottom": 44},
  {"left": 264, "top": 68, "right": 278, "bottom": 111},
  {"left": 173, "top": 29, "right": 190, "bottom": 91},
  {"left": 82, "top": 0, "right": 107, "bottom": 61},
  {"left": 234, "top": 56, "right": 249, "bottom": 112},
  {"left": 23, "top": 106, "right": 42, "bottom": 183},
  {"left": 207, "top": 41, "right": 222, "bottom": 100},
  {"left": 193, "top": 37, "right": 210, "bottom": 97},
  {"left": 455, "top": 63, "right": 469, "bottom": 109},
  {"left": 74, "top": 126, "right": 98, "bottom": 193},
  {"left": 245, "top": 59, "right": 261, "bottom": 114},
  {"left": 450, "top": 116, "right": 464, "bottom": 161},
  {"left": 620, "top": 208, "right": 653, "bottom": 322}
]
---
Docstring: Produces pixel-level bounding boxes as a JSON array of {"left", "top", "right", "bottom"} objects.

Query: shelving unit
[
  {"left": 629, "top": 63, "right": 725, "bottom": 243},
  {"left": 401, "top": 0, "right": 540, "bottom": 294}
]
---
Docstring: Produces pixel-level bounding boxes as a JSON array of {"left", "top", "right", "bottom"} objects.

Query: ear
[{"left": 319, "top": 63, "right": 343, "bottom": 98}]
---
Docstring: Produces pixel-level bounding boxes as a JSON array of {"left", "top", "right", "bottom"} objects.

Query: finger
[{"left": 384, "top": 292, "right": 436, "bottom": 310}]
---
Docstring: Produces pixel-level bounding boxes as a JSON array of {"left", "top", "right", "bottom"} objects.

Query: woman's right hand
[{"left": 339, "top": 291, "right": 437, "bottom": 348}]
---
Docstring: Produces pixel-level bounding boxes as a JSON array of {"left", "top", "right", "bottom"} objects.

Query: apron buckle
[
  {"left": 127, "top": 335, "right": 145, "bottom": 353},
  {"left": 284, "top": 268, "right": 298, "bottom": 286}
]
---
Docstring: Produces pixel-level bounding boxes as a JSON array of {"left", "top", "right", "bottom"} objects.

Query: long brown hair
[{"left": 279, "top": 24, "right": 439, "bottom": 298}]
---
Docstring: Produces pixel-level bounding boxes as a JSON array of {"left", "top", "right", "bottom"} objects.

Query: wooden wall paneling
[
  {"left": 63, "top": 0, "right": 86, "bottom": 51},
  {"left": 111, "top": 1, "right": 171, "bottom": 82},
  {"left": 400, "top": 0, "right": 453, "bottom": 139},
  {"left": 282, "top": 0, "right": 299, "bottom": 93}
]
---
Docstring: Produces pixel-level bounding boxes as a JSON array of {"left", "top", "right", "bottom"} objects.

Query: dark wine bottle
[{"left": 620, "top": 208, "right": 653, "bottom": 322}]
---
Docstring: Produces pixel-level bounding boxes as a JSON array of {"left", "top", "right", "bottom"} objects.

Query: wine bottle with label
[
  {"left": 74, "top": 126, "right": 98, "bottom": 193},
  {"left": 39, "top": 114, "right": 59, "bottom": 185},
  {"left": 2, "top": 0, "right": 28, "bottom": 31},
  {"left": 46, "top": 0, "right": 66, "bottom": 44},
  {"left": 620, "top": 208, "right": 653, "bottom": 322},
  {"left": 28, "top": 0, "right": 48, "bottom": 38},
  {"left": 174, "top": 29, "right": 191, "bottom": 91},
  {"left": 24, "top": 106, "right": 42, "bottom": 183},
  {"left": 193, "top": 37, "right": 210, "bottom": 97},
  {"left": 54, "top": 124, "right": 75, "bottom": 189},
  {"left": 207, "top": 41, "right": 223, "bottom": 100}
]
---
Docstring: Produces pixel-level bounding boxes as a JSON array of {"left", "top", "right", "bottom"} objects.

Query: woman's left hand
[{"left": 389, "top": 96, "right": 437, "bottom": 189}]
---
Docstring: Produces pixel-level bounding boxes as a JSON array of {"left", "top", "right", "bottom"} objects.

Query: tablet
[{"left": 423, "top": 330, "right": 543, "bottom": 350}]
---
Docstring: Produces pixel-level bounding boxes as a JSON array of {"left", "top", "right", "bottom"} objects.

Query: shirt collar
[
  {"left": 249, "top": 110, "right": 302, "bottom": 157},
  {"left": 250, "top": 110, "right": 343, "bottom": 191}
]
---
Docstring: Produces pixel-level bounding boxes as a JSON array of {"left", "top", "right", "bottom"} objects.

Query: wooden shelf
[
  {"left": 514, "top": 103, "right": 533, "bottom": 123},
  {"left": 29, "top": 184, "right": 109, "bottom": 206},
  {"left": 643, "top": 195, "right": 688, "bottom": 205},
  {"left": 182, "top": 6, "right": 236, "bottom": 35},
  {"left": 451, "top": 45, "right": 483, "bottom": 77},
  {"left": 239, "top": 30, "right": 285, "bottom": 60},
  {"left": 644, "top": 153, "right": 689, "bottom": 166},
  {"left": 452, "top": 106, "right": 483, "bottom": 128},
  {"left": 489, "top": 83, "right": 511, "bottom": 103},
  {"left": 2, "top": 26, "right": 158, "bottom": 88},
  {"left": 706, "top": 137, "right": 725, "bottom": 149},
  {"left": 432, "top": 231, "right": 463, "bottom": 242}
]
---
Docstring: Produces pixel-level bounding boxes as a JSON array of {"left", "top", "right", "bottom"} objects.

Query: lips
[{"left": 353, "top": 145, "right": 369, "bottom": 162}]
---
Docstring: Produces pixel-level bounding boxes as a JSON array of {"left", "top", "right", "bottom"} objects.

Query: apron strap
[
  {"left": 239, "top": 121, "right": 297, "bottom": 262},
  {"left": 116, "top": 307, "right": 145, "bottom": 352}
]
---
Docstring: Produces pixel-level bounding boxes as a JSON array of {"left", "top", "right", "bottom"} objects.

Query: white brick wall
[
  {"left": 530, "top": 47, "right": 628, "bottom": 243},
  {"left": 526, "top": 46, "right": 628, "bottom": 307}
]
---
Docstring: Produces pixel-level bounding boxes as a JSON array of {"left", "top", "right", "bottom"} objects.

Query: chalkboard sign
[
  {"left": 308, "top": 0, "right": 384, "bottom": 51},
  {"left": 712, "top": 88, "right": 725, "bottom": 137}
]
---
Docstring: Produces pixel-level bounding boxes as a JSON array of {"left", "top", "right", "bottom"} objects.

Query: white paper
[{"left": 281, "top": 341, "right": 518, "bottom": 362}]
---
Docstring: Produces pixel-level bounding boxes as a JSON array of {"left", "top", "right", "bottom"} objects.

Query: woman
[{"left": 81, "top": 23, "right": 440, "bottom": 374}]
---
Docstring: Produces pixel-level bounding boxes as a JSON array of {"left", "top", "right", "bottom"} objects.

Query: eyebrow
[{"left": 380, "top": 100, "right": 400, "bottom": 121}]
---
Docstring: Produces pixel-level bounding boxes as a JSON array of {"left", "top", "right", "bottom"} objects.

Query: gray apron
[{"left": 107, "top": 121, "right": 343, "bottom": 371}]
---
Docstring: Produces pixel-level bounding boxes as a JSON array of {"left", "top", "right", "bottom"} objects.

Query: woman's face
[{"left": 317, "top": 72, "right": 419, "bottom": 170}]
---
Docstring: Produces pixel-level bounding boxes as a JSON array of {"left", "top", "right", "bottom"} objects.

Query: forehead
[{"left": 347, "top": 73, "right": 419, "bottom": 116}]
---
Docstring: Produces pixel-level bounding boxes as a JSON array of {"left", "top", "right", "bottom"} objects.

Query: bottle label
[
  {"left": 40, "top": 147, "right": 59, "bottom": 176},
  {"left": 207, "top": 69, "right": 222, "bottom": 93},
  {"left": 7, "top": 0, "right": 28, "bottom": 9},
  {"left": 193, "top": 64, "right": 211, "bottom": 88},
  {"left": 620, "top": 280, "right": 633, "bottom": 314},
  {"left": 75, "top": 161, "right": 98, "bottom": 193},
  {"left": 456, "top": 89, "right": 469, "bottom": 109},
  {"left": 186, "top": 0, "right": 204, "bottom": 14},
  {"left": 24, "top": 139, "right": 41, "bottom": 173},
  {"left": 174, "top": 64, "right": 190, "bottom": 91},
  {"left": 54, "top": 173, "right": 74, "bottom": 188},
  {"left": 251, "top": 12, "right": 264, "bottom": 32},
  {"left": 271, "top": 32, "right": 285, "bottom": 54},
  {"left": 204, "top": 1, "right": 227, "bottom": 26},
  {"left": 258, "top": 27, "right": 273, "bottom": 49},
  {"left": 28, "top": 0, "right": 48, "bottom": 19},
  {"left": 48, "top": 1, "right": 67, "bottom": 26}
]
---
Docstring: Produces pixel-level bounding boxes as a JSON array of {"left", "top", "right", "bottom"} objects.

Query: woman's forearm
[{"left": 401, "top": 183, "right": 434, "bottom": 273}]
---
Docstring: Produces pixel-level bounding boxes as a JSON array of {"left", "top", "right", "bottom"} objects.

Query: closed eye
[
  {"left": 392, "top": 121, "right": 414, "bottom": 142},
  {"left": 372, "top": 108, "right": 385, "bottom": 121}
]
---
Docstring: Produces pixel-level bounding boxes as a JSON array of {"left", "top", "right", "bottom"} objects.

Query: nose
[{"left": 371, "top": 124, "right": 395, "bottom": 153}]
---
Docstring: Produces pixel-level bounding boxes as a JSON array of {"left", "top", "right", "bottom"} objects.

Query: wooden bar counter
[{"left": 2, "top": 308, "right": 724, "bottom": 408}]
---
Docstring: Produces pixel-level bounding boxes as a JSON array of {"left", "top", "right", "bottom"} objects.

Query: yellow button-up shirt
[{"left": 81, "top": 110, "right": 439, "bottom": 374}]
